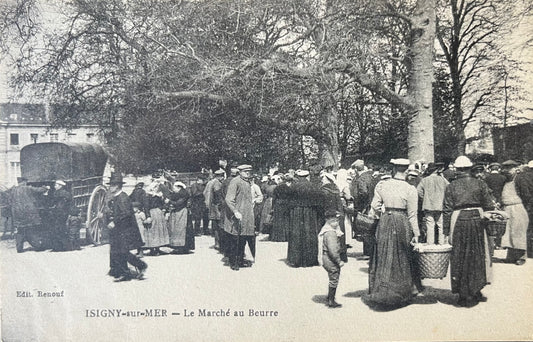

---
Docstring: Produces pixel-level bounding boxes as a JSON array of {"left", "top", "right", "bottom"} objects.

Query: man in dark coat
[
  {"left": 205, "top": 169, "right": 225, "bottom": 250},
  {"left": 106, "top": 174, "right": 147, "bottom": 281},
  {"left": 50, "top": 180, "right": 72, "bottom": 251},
  {"left": 224, "top": 164, "right": 255, "bottom": 270},
  {"left": 10, "top": 177, "right": 49, "bottom": 253},
  {"left": 287, "top": 170, "right": 324, "bottom": 267},
  {"left": 484, "top": 163, "right": 507, "bottom": 206},
  {"left": 219, "top": 167, "right": 238, "bottom": 259},
  {"left": 190, "top": 176, "right": 208, "bottom": 235},
  {"left": 351, "top": 160, "right": 375, "bottom": 256}
]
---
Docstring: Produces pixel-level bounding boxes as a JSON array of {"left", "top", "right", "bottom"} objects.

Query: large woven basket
[
  {"left": 485, "top": 220, "right": 507, "bottom": 238},
  {"left": 415, "top": 244, "right": 452, "bottom": 279}
]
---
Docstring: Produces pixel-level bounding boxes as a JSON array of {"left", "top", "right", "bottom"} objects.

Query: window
[
  {"left": 50, "top": 133, "right": 59, "bottom": 142},
  {"left": 10, "top": 133, "right": 19, "bottom": 145},
  {"left": 30, "top": 133, "right": 38, "bottom": 144}
]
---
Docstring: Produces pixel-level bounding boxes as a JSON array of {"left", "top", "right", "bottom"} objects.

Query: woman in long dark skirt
[
  {"left": 365, "top": 159, "right": 420, "bottom": 308},
  {"left": 270, "top": 175, "right": 293, "bottom": 242},
  {"left": 443, "top": 156, "right": 494, "bottom": 307}
]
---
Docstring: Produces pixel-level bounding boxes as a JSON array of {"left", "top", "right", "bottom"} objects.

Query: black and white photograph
[{"left": 0, "top": 0, "right": 532, "bottom": 341}]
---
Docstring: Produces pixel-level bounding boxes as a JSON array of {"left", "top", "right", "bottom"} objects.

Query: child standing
[
  {"left": 318, "top": 215, "right": 345, "bottom": 308},
  {"left": 66, "top": 207, "right": 82, "bottom": 251},
  {"left": 132, "top": 202, "right": 147, "bottom": 258}
]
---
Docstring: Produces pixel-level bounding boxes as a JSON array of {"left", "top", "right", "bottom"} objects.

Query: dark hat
[
  {"left": 324, "top": 209, "right": 340, "bottom": 219},
  {"left": 17, "top": 177, "right": 28, "bottom": 183},
  {"left": 502, "top": 160, "right": 520, "bottom": 168},
  {"left": 135, "top": 182, "right": 145, "bottom": 188},
  {"left": 488, "top": 162, "right": 501, "bottom": 169},
  {"left": 309, "top": 163, "right": 323, "bottom": 175},
  {"left": 107, "top": 173, "right": 125, "bottom": 185},
  {"left": 471, "top": 164, "right": 485, "bottom": 172}
]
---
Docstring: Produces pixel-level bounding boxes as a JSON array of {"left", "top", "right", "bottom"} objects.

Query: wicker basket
[
  {"left": 485, "top": 220, "right": 507, "bottom": 238},
  {"left": 355, "top": 213, "right": 378, "bottom": 236},
  {"left": 415, "top": 244, "right": 452, "bottom": 279}
]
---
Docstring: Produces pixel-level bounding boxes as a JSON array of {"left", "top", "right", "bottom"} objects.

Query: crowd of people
[{"left": 2, "top": 155, "right": 532, "bottom": 309}]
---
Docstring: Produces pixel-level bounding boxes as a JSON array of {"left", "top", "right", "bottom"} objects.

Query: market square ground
[{"left": 1, "top": 234, "right": 532, "bottom": 342}]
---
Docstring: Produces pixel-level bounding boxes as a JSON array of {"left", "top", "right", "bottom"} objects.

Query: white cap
[
  {"left": 390, "top": 158, "right": 410, "bottom": 166},
  {"left": 528, "top": 160, "right": 533, "bottom": 168},
  {"left": 174, "top": 181, "right": 187, "bottom": 189},
  {"left": 55, "top": 180, "right": 66, "bottom": 186},
  {"left": 295, "top": 169, "right": 310, "bottom": 177},
  {"left": 454, "top": 155, "right": 473, "bottom": 168}
]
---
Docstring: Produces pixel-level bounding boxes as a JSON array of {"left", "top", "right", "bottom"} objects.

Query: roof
[{"left": 20, "top": 142, "right": 108, "bottom": 182}]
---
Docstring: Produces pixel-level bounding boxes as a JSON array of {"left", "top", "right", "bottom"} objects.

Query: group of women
[{"left": 130, "top": 174, "right": 195, "bottom": 256}]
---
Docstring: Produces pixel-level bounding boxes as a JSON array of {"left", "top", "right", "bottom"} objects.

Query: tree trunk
[
  {"left": 319, "top": 106, "right": 340, "bottom": 170},
  {"left": 406, "top": 0, "right": 436, "bottom": 163}
]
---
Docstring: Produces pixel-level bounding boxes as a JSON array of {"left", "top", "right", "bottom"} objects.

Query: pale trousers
[{"left": 424, "top": 211, "right": 444, "bottom": 244}]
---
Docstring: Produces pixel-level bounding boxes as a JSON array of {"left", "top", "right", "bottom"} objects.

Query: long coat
[
  {"left": 224, "top": 176, "right": 254, "bottom": 236},
  {"left": 10, "top": 185, "right": 48, "bottom": 229},
  {"left": 287, "top": 179, "right": 324, "bottom": 267},
  {"left": 270, "top": 183, "right": 293, "bottom": 242},
  {"left": 108, "top": 191, "right": 144, "bottom": 253},
  {"left": 205, "top": 178, "right": 223, "bottom": 220}
]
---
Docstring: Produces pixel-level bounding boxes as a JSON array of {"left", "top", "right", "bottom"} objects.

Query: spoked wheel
[{"left": 86, "top": 185, "right": 108, "bottom": 245}]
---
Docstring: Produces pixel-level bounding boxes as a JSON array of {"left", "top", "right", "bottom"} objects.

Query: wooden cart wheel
[{"left": 86, "top": 185, "right": 108, "bottom": 245}]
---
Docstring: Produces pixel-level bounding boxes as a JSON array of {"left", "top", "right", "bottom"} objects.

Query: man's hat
[
  {"left": 471, "top": 164, "right": 485, "bottom": 172},
  {"left": 237, "top": 164, "right": 253, "bottom": 172},
  {"left": 454, "top": 156, "right": 473, "bottom": 168},
  {"left": 390, "top": 158, "right": 410, "bottom": 166},
  {"left": 107, "top": 173, "right": 125, "bottom": 185},
  {"left": 351, "top": 159, "right": 364, "bottom": 169},
  {"left": 528, "top": 160, "right": 533, "bottom": 168},
  {"left": 135, "top": 182, "right": 145, "bottom": 188},
  {"left": 295, "top": 169, "right": 310, "bottom": 177},
  {"left": 17, "top": 177, "right": 28, "bottom": 183},
  {"left": 488, "top": 162, "right": 501, "bottom": 169},
  {"left": 502, "top": 160, "right": 520, "bottom": 168},
  {"left": 214, "top": 169, "right": 225, "bottom": 176},
  {"left": 55, "top": 180, "right": 66, "bottom": 187}
]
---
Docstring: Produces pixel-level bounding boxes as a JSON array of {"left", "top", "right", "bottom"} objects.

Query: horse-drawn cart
[{"left": 20, "top": 142, "right": 109, "bottom": 247}]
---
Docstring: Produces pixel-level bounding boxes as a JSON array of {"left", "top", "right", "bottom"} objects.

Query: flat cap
[
  {"left": 295, "top": 169, "right": 310, "bottom": 177},
  {"left": 214, "top": 169, "right": 226, "bottom": 176},
  {"left": 237, "top": 164, "right": 253, "bottom": 171}
]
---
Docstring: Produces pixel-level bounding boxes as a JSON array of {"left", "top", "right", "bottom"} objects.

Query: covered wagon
[{"left": 20, "top": 142, "right": 109, "bottom": 247}]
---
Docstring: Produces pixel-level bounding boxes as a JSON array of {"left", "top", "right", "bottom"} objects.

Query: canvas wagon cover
[{"left": 20, "top": 142, "right": 108, "bottom": 182}]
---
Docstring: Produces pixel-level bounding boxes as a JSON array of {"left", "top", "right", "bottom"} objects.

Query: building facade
[{"left": 0, "top": 103, "right": 105, "bottom": 187}]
